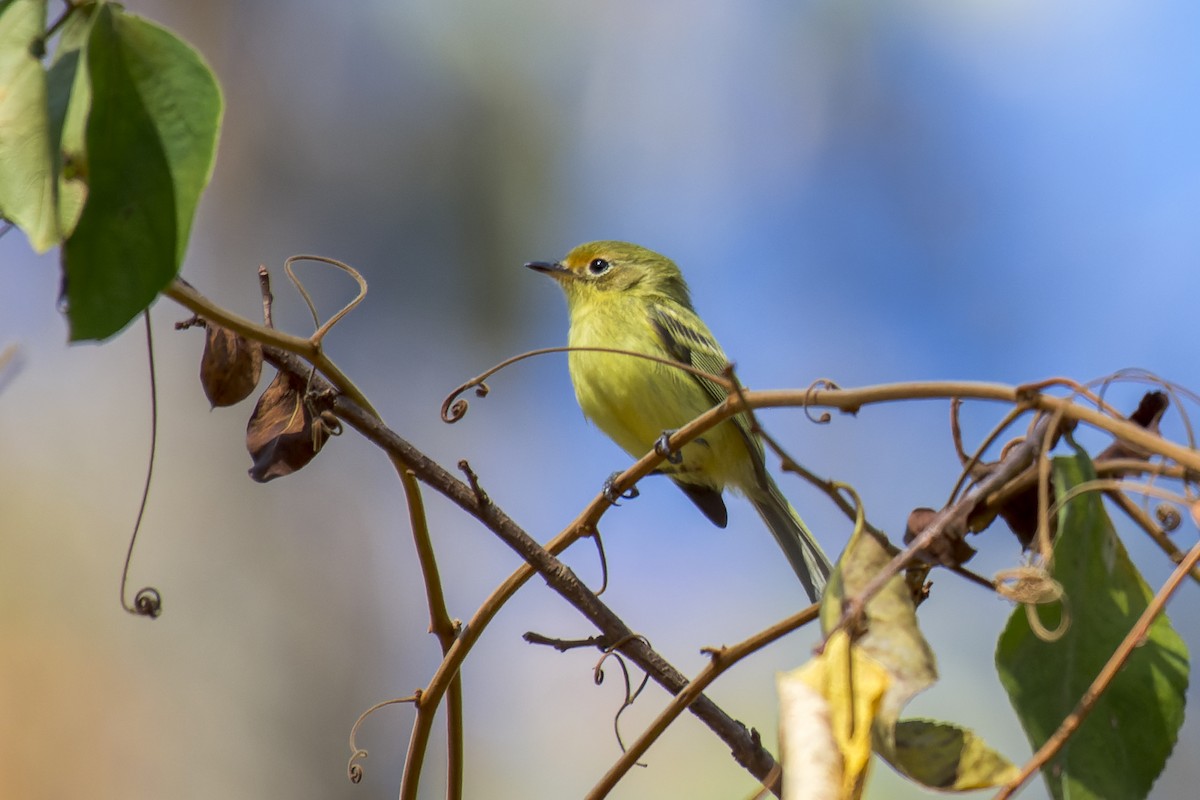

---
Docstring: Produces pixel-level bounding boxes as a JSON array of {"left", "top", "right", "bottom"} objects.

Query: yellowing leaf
[
  {"left": 891, "top": 719, "right": 1019, "bottom": 790},
  {"left": 779, "top": 630, "right": 890, "bottom": 800},
  {"left": 821, "top": 526, "right": 937, "bottom": 749},
  {"left": 817, "top": 515, "right": 1017, "bottom": 792}
]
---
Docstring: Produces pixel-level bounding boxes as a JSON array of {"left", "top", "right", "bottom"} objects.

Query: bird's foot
[
  {"left": 603, "top": 471, "right": 640, "bottom": 505},
  {"left": 654, "top": 430, "right": 684, "bottom": 464}
]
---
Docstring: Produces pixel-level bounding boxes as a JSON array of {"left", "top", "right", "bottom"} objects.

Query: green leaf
[
  {"left": 101, "top": 6, "right": 221, "bottom": 260},
  {"left": 62, "top": 3, "right": 222, "bottom": 341},
  {"left": 0, "top": 0, "right": 59, "bottom": 251},
  {"left": 995, "top": 450, "right": 1189, "bottom": 800}
]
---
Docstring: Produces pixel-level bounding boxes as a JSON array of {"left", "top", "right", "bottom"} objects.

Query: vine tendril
[{"left": 441, "top": 346, "right": 734, "bottom": 423}]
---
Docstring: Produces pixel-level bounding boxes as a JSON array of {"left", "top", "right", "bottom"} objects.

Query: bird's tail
[{"left": 747, "top": 477, "right": 833, "bottom": 603}]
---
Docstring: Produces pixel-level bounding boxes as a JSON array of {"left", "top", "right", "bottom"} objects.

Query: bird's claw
[
  {"left": 603, "top": 471, "right": 640, "bottom": 505},
  {"left": 655, "top": 430, "right": 683, "bottom": 464}
]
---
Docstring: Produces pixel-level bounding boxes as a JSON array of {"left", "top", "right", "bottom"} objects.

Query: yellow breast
[{"left": 565, "top": 296, "right": 754, "bottom": 491}]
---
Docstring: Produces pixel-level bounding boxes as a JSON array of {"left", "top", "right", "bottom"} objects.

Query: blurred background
[{"left": 2, "top": 0, "right": 1198, "bottom": 797}]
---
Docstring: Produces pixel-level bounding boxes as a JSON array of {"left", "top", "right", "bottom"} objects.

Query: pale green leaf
[
  {"left": 45, "top": 2, "right": 98, "bottom": 237},
  {"left": 0, "top": 0, "right": 58, "bottom": 250}
]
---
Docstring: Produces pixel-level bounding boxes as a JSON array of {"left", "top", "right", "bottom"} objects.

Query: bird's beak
[{"left": 525, "top": 260, "right": 569, "bottom": 278}]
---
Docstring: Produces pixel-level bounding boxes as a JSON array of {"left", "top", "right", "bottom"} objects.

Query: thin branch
[
  {"left": 194, "top": 313, "right": 786, "bottom": 795},
  {"left": 786, "top": 382, "right": 1200, "bottom": 475},
  {"left": 329, "top": 391, "right": 785, "bottom": 798},
  {"left": 165, "top": 285, "right": 1200, "bottom": 481},
  {"left": 41, "top": 1, "right": 75, "bottom": 45},
  {"left": 585, "top": 603, "right": 821, "bottom": 800},
  {"left": 165, "top": 280, "right": 1200, "bottom": 796},
  {"left": 993, "top": 534, "right": 1200, "bottom": 800},
  {"left": 393, "top": 466, "right": 463, "bottom": 800},
  {"left": 947, "top": 402, "right": 1031, "bottom": 505},
  {"left": 524, "top": 632, "right": 608, "bottom": 652},
  {"left": 833, "top": 414, "right": 1056, "bottom": 641},
  {"left": 1105, "top": 490, "right": 1200, "bottom": 583},
  {"left": 163, "top": 278, "right": 373, "bottom": 412},
  {"left": 757, "top": 423, "right": 890, "bottom": 543},
  {"left": 727, "top": 368, "right": 890, "bottom": 544}
]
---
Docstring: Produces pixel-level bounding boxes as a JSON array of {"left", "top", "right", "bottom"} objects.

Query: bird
[{"left": 526, "top": 240, "right": 832, "bottom": 601}]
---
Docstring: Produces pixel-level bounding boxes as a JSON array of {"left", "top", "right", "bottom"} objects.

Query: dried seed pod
[{"left": 246, "top": 370, "right": 333, "bottom": 482}]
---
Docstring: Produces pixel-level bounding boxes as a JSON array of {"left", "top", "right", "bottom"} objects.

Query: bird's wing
[
  {"left": 648, "top": 302, "right": 769, "bottom": 482},
  {"left": 648, "top": 303, "right": 731, "bottom": 407}
]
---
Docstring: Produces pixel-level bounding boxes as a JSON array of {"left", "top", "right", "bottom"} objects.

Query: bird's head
[{"left": 525, "top": 241, "right": 692, "bottom": 309}]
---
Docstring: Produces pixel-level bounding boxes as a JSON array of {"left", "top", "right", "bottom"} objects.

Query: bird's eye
[{"left": 587, "top": 258, "right": 611, "bottom": 275}]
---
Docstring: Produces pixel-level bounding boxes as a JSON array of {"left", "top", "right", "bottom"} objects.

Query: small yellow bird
[{"left": 527, "top": 241, "right": 831, "bottom": 601}]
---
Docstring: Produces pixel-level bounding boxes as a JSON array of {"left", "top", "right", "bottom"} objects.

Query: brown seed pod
[{"left": 200, "top": 323, "right": 263, "bottom": 407}]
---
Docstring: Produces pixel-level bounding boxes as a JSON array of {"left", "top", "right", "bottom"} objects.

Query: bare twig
[
  {"left": 165, "top": 277, "right": 373, "bottom": 411},
  {"left": 457, "top": 459, "right": 489, "bottom": 507},
  {"left": 833, "top": 414, "right": 1056, "bottom": 641},
  {"left": 1105, "top": 491, "right": 1200, "bottom": 583},
  {"left": 165, "top": 283, "right": 1200, "bottom": 480},
  {"left": 393, "top": 467, "right": 463, "bottom": 800},
  {"left": 524, "top": 632, "right": 608, "bottom": 652},
  {"left": 585, "top": 603, "right": 821, "bottom": 800},
  {"left": 947, "top": 402, "right": 1030, "bottom": 505},
  {"left": 330, "top": 390, "right": 785, "bottom": 797}
]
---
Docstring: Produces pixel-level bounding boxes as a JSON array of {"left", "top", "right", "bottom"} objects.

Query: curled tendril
[
  {"left": 441, "top": 382, "right": 490, "bottom": 423},
  {"left": 803, "top": 378, "right": 840, "bottom": 424},
  {"left": 121, "top": 314, "right": 161, "bottom": 621},
  {"left": 132, "top": 587, "right": 163, "bottom": 619},
  {"left": 1157, "top": 504, "right": 1182, "bottom": 531},
  {"left": 592, "top": 635, "right": 652, "bottom": 761},
  {"left": 589, "top": 527, "right": 610, "bottom": 597},
  {"left": 995, "top": 565, "right": 1070, "bottom": 642},
  {"left": 282, "top": 254, "right": 368, "bottom": 347},
  {"left": 440, "top": 345, "right": 732, "bottom": 424},
  {"left": 318, "top": 410, "right": 343, "bottom": 436},
  {"left": 347, "top": 750, "right": 367, "bottom": 784},
  {"left": 1091, "top": 369, "right": 1199, "bottom": 448},
  {"left": 346, "top": 695, "right": 418, "bottom": 785},
  {"left": 593, "top": 634, "right": 650, "bottom": 686}
]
